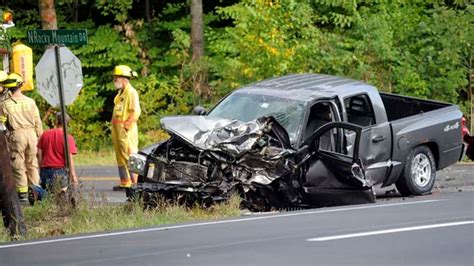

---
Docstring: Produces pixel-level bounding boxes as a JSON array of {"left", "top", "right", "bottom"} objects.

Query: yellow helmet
[
  {"left": 0, "top": 70, "right": 7, "bottom": 83},
  {"left": 3, "top": 73, "right": 23, "bottom": 88},
  {"left": 113, "top": 65, "right": 137, "bottom": 78}
]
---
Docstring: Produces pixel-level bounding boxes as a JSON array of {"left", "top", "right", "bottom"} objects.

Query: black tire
[{"left": 395, "top": 145, "right": 436, "bottom": 196}]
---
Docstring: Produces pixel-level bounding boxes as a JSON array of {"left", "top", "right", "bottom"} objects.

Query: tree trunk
[
  {"left": 191, "top": 0, "right": 204, "bottom": 62},
  {"left": 74, "top": 0, "right": 79, "bottom": 23},
  {"left": 38, "top": 0, "right": 58, "bottom": 30},
  {"left": 190, "top": 0, "right": 210, "bottom": 97},
  {"left": 145, "top": 0, "right": 151, "bottom": 23}
]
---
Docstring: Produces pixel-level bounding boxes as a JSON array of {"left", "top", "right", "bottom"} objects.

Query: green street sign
[{"left": 27, "top": 29, "right": 88, "bottom": 46}]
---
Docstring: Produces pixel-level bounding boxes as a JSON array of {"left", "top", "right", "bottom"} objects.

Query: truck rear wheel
[{"left": 395, "top": 145, "right": 436, "bottom": 196}]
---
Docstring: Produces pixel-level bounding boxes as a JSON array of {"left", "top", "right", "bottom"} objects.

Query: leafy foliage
[
  {"left": 2, "top": 0, "right": 472, "bottom": 151},
  {"left": 95, "top": 0, "right": 133, "bottom": 23},
  {"left": 208, "top": 0, "right": 322, "bottom": 94}
]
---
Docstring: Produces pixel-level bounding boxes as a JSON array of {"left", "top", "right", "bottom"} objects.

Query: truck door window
[
  {"left": 305, "top": 102, "right": 335, "bottom": 151},
  {"left": 313, "top": 126, "right": 358, "bottom": 161},
  {"left": 344, "top": 94, "right": 375, "bottom": 127}
]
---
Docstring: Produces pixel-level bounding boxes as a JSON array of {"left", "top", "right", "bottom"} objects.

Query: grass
[
  {"left": 75, "top": 148, "right": 116, "bottom": 166},
  {"left": 0, "top": 191, "right": 242, "bottom": 242}
]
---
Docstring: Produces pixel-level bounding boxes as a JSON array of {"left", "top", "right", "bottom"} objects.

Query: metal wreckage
[{"left": 130, "top": 115, "right": 374, "bottom": 211}]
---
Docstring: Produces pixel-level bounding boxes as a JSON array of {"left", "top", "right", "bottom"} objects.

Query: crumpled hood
[{"left": 161, "top": 115, "right": 291, "bottom": 157}]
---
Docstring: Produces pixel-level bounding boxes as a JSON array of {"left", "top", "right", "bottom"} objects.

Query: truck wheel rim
[{"left": 412, "top": 153, "right": 432, "bottom": 187}]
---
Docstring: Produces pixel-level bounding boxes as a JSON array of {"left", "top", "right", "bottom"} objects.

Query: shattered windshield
[{"left": 207, "top": 91, "right": 305, "bottom": 143}]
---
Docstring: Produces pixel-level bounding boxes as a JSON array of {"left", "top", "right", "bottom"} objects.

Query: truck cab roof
[{"left": 238, "top": 74, "right": 378, "bottom": 103}]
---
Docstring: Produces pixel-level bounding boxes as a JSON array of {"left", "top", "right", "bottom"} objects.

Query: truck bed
[
  {"left": 380, "top": 93, "right": 450, "bottom": 122},
  {"left": 379, "top": 93, "right": 463, "bottom": 186}
]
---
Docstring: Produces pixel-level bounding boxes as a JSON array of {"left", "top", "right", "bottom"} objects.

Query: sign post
[
  {"left": 54, "top": 45, "right": 71, "bottom": 172},
  {"left": 28, "top": 29, "right": 87, "bottom": 188}
]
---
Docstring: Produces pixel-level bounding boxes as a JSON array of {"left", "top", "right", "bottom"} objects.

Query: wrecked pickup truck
[{"left": 129, "top": 74, "right": 467, "bottom": 211}]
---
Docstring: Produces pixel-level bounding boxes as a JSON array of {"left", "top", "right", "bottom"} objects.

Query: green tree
[
  {"left": 209, "top": 0, "right": 321, "bottom": 95},
  {"left": 4, "top": 0, "right": 471, "bottom": 149}
]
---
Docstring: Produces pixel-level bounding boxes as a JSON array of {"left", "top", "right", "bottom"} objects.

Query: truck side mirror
[{"left": 193, "top": 105, "right": 207, "bottom": 115}]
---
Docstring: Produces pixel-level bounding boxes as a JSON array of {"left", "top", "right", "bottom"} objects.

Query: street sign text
[{"left": 27, "top": 29, "right": 87, "bottom": 46}]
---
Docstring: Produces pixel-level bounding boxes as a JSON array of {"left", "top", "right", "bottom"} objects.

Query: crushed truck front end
[{"left": 129, "top": 116, "right": 304, "bottom": 211}]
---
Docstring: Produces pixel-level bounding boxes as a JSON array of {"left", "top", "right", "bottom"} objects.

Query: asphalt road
[{"left": 0, "top": 191, "right": 473, "bottom": 265}]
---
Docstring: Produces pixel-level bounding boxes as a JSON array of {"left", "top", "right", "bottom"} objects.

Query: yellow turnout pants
[
  {"left": 111, "top": 122, "right": 138, "bottom": 188},
  {"left": 9, "top": 128, "right": 40, "bottom": 193}
]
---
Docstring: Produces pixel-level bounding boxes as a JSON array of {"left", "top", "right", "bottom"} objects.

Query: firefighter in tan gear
[
  {"left": 0, "top": 73, "right": 43, "bottom": 201},
  {"left": 111, "top": 65, "right": 141, "bottom": 191}
]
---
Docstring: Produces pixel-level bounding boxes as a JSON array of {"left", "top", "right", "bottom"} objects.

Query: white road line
[
  {"left": 307, "top": 221, "right": 474, "bottom": 242},
  {"left": 0, "top": 199, "right": 442, "bottom": 249}
]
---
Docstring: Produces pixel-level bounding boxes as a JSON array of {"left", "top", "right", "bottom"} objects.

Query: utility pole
[{"left": 0, "top": 131, "right": 27, "bottom": 237}]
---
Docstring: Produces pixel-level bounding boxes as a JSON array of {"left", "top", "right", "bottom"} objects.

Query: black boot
[
  {"left": 17, "top": 192, "right": 28, "bottom": 203},
  {"left": 28, "top": 187, "right": 38, "bottom": 206}
]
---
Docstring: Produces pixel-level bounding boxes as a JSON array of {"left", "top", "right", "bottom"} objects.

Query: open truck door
[{"left": 300, "top": 122, "right": 383, "bottom": 206}]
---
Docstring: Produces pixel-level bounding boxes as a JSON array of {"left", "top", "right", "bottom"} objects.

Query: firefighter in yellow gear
[
  {"left": 0, "top": 73, "right": 42, "bottom": 201},
  {"left": 0, "top": 71, "right": 8, "bottom": 130},
  {"left": 0, "top": 70, "right": 8, "bottom": 131},
  {"left": 0, "top": 70, "right": 8, "bottom": 101},
  {"left": 111, "top": 65, "right": 141, "bottom": 191}
]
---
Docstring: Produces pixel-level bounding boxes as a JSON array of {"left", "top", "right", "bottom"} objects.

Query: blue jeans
[{"left": 40, "top": 168, "right": 69, "bottom": 191}]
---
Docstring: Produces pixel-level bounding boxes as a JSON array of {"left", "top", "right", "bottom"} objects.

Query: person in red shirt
[{"left": 37, "top": 112, "right": 78, "bottom": 191}]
